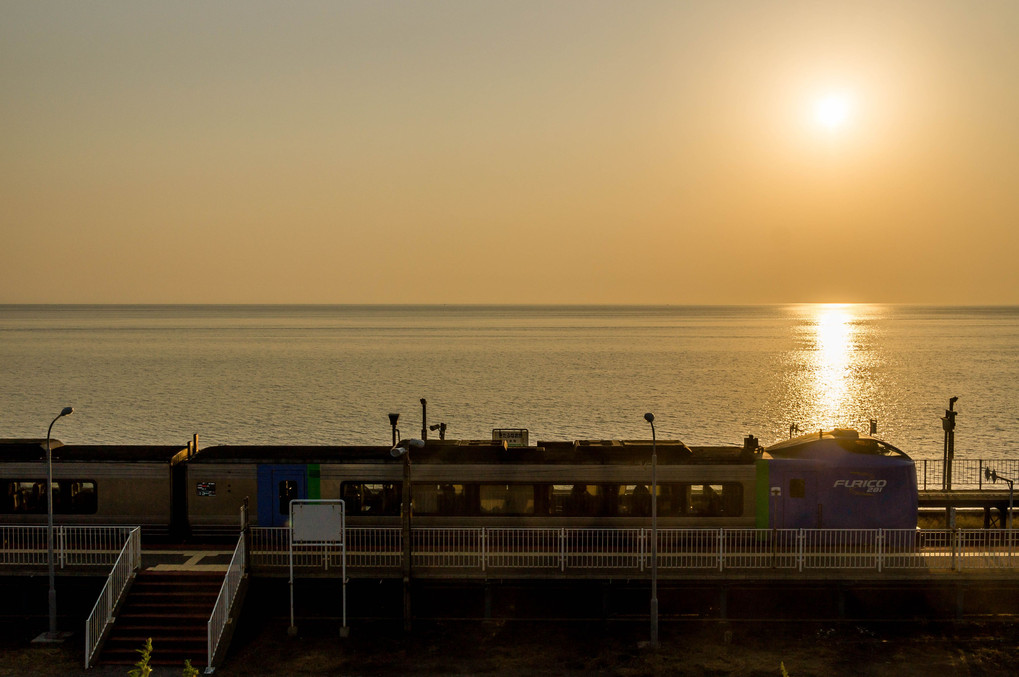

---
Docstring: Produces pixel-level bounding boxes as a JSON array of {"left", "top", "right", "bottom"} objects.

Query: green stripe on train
[
  {"left": 755, "top": 459, "right": 769, "bottom": 529},
  {"left": 308, "top": 463, "right": 321, "bottom": 499}
]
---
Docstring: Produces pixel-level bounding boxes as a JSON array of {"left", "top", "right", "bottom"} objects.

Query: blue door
[
  {"left": 778, "top": 471, "right": 819, "bottom": 529},
  {"left": 257, "top": 465, "right": 307, "bottom": 527},
  {"left": 769, "top": 461, "right": 820, "bottom": 529}
]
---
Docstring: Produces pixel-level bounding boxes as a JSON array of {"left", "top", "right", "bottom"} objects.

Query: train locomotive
[{"left": 1, "top": 428, "right": 918, "bottom": 537}]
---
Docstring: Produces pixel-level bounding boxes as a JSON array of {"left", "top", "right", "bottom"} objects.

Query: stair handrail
[
  {"left": 207, "top": 533, "right": 247, "bottom": 669},
  {"left": 84, "top": 526, "right": 141, "bottom": 668}
]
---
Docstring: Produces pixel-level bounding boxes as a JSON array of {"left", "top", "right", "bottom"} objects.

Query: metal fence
[
  {"left": 249, "top": 526, "right": 1019, "bottom": 576},
  {"left": 84, "top": 527, "right": 141, "bottom": 668},
  {"left": 917, "top": 458, "right": 1019, "bottom": 491},
  {"left": 0, "top": 525, "right": 136, "bottom": 569}
]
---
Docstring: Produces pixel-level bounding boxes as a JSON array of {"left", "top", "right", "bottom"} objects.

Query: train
[{"left": 0, "top": 428, "right": 918, "bottom": 538}]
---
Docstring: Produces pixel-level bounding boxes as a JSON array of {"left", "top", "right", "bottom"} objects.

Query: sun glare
[{"left": 813, "top": 92, "right": 853, "bottom": 131}]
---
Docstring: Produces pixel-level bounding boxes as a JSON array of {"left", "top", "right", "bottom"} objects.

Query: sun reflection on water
[
  {"left": 813, "top": 304, "right": 854, "bottom": 426},
  {"left": 788, "top": 303, "right": 875, "bottom": 433}
]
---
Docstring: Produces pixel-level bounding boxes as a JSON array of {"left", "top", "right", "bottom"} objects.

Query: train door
[
  {"left": 257, "top": 465, "right": 307, "bottom": 527},
  {"left": 773, "top": 471, "right": 820, "bottom": 529},
  {"left": 170, "top": 462, "right": 190, "bottom": 539}
]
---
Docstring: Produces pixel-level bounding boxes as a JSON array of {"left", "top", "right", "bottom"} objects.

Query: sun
[{"left": 813, "top": 92, "right": 854, "bottom": 131}]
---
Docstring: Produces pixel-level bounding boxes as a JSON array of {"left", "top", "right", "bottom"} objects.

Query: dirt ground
[{"left": 4, "top": 618, "right": 1019, "bottom": 677}]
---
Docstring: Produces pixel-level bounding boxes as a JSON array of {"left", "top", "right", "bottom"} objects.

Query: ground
[{"left": 3, "top": 618, "right": 1019, "bottom": 676}]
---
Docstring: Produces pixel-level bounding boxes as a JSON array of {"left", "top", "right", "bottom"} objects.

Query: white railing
[
  {"left": 250, "top": 526, "right": 400, "bottom": 570},
  {"left": 249, "top": 526, "right": 1019, "bottom": 575},
  {"left": 0, "top": 525, "right": 135, "bottom": 569},
  {"left": 84, "top": 527, "right": 141, "bottom": 668},
  {"left": 207, "top": 535, "right": 247, "bottom": 669}
]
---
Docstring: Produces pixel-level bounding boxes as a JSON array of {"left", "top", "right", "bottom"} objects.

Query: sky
[{"left": 2, "top": 1, "right": 1018, "bottom": 305}]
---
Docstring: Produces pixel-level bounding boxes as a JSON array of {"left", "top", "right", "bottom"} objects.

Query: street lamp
[
  {"left": 391, "top": 438, "right": 425, "bottom": 631},
  {"left": 644, "top": 412, "right": 658, "bottom": 650},
  {"left": 984, "top": 467, "right": 1014, "bottom": 530},
  {"left": 46, "top": 406, "right": 74, "bottom": 639},
  {"left": 388, "top": 413, "right": 400, "bottom": 447}
]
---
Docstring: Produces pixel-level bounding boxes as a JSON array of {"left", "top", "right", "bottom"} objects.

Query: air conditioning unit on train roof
[{"left": 425, "top": 439, "right": 512, "bottom": 451}]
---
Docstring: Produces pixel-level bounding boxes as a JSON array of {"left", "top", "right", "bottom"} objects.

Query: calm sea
[{"left": 1, "top": 305, "right": 1017, "bottom": 460}]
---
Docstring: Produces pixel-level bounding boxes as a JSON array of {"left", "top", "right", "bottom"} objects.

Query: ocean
[{"left": 1, "top": 304, "right": 1017, "bottom": 460}]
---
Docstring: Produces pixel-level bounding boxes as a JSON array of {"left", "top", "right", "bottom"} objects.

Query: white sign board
[
  {"left": 493, "top": 428, "right": 528, "bottom": 447},
  {"left": 288, "top": 499, "right": 349, "bottom": 636},
  {"left": 291, "top": 500, "right": 345, "bottom": 545}
]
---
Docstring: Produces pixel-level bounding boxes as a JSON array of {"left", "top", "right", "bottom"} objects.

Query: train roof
[
  {"left": 765, "top": 429, "right": 911, "bottom": 459},
  {"left": 0, "top": 440, "right": 190, "bottom": 464},
  {"left": 188, "top": 439, "right": 755, "bottom": 465}
]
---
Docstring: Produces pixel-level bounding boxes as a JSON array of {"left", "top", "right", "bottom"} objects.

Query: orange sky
[{"left": 3, "top": 1, "right": 1017, "bottom": 304}]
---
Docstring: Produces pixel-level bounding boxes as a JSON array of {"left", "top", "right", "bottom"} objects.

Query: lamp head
[
  {"left": 388, "top": 413, "right": 400, "bottom": 426},
  {"left": 644, "top": 412, "right": 655, "bottom": 424},
  {"left": 60, "top": 407, "right": 74, "bottom": 417},
  {"left": 390, "top": 438, "right": 425, "bottom": 457}
]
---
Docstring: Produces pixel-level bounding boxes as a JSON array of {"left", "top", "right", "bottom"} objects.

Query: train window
[
  {"left": 655, "top": 483, "right": 683, "bottom": 517},
  {"left": 340, "top": 482, "right": 401, "bottom": 516},
  {"left": 688, "top": 484, "right": 725, "bottom": 516},
  {"left": 688, "top": 483, "right": 743, "bottom": 517},
  {"left": 414, "top": 483, "right": 468, "bottom": 516},
  {"left": 278, "top": 480, "right": 298, "bottom": 515},
  {"left": 789, "top": 479, "right": 806, "bottom": 499},
  {"left": 551, "top": 484, "right": 607, "bottom": 517},
  {"left": 619, "top": 485, "right": 653, "bottom": 517},
  {"left": 1, "top": 479, "right": 97, "bottom": 515},
  {"left": 479, "top": 484, "right": 534, "bottom": 515}
]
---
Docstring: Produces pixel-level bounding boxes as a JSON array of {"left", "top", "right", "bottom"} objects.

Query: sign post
[{"left": 288, "top": 499, "right": 348, "bottom": 637}]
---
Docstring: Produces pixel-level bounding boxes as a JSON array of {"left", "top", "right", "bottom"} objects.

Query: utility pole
[
  {"left": 942, "top": 397, "right": 958, "bottom": 490},
  {"left": 942, "top": 396, "right": 959, "bottom": 528}
]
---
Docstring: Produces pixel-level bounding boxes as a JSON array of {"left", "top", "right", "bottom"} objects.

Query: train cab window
[
  {"left": 789, "top": 479, "right": 806, "bottom": 499},
  {"left": 1, "top": 479, "right": 97, "bottom": 515},
  {"left": 278, "top": 480, "right": 298, "bottom": 515},
  {"left": 340, "top": 482, "right": 401, "bottom": 516},
  {"left": 479, "top": 484, "right": 534, "bottom": 515}
]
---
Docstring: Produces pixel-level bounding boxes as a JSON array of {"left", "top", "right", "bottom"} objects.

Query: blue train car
[{"left": 757, "top": 429, "right": 918, "bottom": 529}]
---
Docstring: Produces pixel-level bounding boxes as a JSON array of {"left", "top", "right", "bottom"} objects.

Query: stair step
[
  {"left": 106, "top": 637, "right": 206, "bottom": 647},
  {"left": 131, "top": 590, "right": 219, "bottom": 598},
  {"left": 109, "top": 626, "right": 206, "bottom": 634},
  {"left": 101, "top": 652, "right": 207, "bottom": 667},
  {"left": 122, "top": 603, "right": 216, "bottom": 611},
  {"left": 117, "top": 615, "right": 208, "bottom": 619},
  {"left": 97, "top": 570, "right": 233, "bottom": 668}
]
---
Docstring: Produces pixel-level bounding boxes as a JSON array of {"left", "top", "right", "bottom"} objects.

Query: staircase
[{"left": 97, "top": 571, "right": 221, "bottom": 667}]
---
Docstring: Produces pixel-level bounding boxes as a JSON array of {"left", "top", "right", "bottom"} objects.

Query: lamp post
[
  {"left": 46, "top": 406, "right": 73, "bottom": 639},
  {"left": 644, "top": 412, "right": 658, "bottom": 650},
  {"left": 391, "top": 438, "right": 424, "bottom": 632},
  {"left": 388, "top": 413, "right": 400, "bottom": 447}
]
